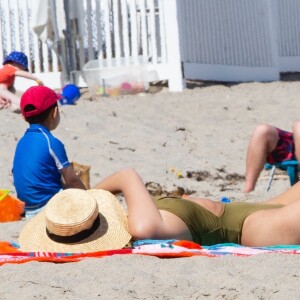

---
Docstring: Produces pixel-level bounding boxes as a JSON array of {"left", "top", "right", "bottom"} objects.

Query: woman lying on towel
[
  {"left": 94, "top": 168, "right": 299, "bottom": 247},
  {"left": 19, "top": 168, "right": 300, "bottom": 252}
]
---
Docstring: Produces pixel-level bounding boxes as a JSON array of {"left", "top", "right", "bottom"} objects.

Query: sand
[{"left": 1, "top": 77, "right": 300, "bottom": 299}]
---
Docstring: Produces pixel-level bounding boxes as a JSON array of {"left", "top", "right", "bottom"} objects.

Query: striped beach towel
[{"left": 1, "top": 240, "right": 300, "bottom": 266}]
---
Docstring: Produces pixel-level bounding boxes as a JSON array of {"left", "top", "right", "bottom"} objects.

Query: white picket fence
[
  {"left": 0, "top": 0, "right": 183, "bottom": 91},
  {"left": 2, "top": 0, "right": 300, "bottom": 92}
]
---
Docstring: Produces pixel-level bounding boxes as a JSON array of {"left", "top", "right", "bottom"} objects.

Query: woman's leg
[
  {"left": 263, "top": 181, "right": 300, "bottom": 205},
  {"left": 244, "top": 124, "right": 279, "bottom": 193},
  {"left": 242, "top": 199, "right": 300, "bottom": 246},
  {"left": 93, "top": 168, "right": 191, "bottom": 240}
]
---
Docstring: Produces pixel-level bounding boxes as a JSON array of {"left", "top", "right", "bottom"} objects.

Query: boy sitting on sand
[
  {"left": 0, "top": 51, "right": 43, "bottom": 111},
  {"left": 12, "top": 86, "right": 86, "bottom": 217}
]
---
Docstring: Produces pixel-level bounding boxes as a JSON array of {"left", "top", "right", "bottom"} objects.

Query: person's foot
[
  {"left": 243, "top": 184, "right": 255, "bottom": 193},
  {"left": 0, "top": 99, "right": 8, "bottom": 109},
  {"left": 244, "top": 172, "right": 261, "bottom": 193}
]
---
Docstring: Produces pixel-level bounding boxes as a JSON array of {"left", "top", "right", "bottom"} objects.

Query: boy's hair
[{"left": 24, "top": 102, "right": 57, "bottom": 124}]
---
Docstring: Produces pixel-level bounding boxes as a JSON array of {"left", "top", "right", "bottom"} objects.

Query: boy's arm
[
  {"left": 61, "top": 165, "right": 86, "bottom": 190},
  {"left": 14, "top": 70, "right": 43, "bottom": 85}
]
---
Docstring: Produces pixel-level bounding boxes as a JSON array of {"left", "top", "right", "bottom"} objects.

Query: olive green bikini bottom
[{"left": 154, "top": 197, "right": 282, "bottom": 245}]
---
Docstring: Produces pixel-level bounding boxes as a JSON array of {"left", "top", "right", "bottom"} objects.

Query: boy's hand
[
  {"left": 36, "top": 79, "right": 44, "bottom": 86},
  {"left": 61, "top": 165, "right": 86, "bottom": 190}
]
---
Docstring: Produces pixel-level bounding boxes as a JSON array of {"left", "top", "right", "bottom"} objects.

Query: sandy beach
[{"left": 1, "top": 77, "right": 300, "bottom": 299}]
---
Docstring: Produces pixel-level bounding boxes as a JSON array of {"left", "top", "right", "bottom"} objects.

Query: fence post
[{"left": 162, "top": 0, "right": 185, "bottom": 92}]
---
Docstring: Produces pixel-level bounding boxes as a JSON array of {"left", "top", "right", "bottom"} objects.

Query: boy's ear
[{"left": 52, "top": 105, "right": 58, "bottom": 118}]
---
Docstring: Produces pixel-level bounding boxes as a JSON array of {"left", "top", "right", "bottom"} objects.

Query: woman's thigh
[
  {"left": 241, "top": 203, "right": 300, "bottom": 246},
  {"left": 265, "top": 181, "right": 300, "bottom": 205}
]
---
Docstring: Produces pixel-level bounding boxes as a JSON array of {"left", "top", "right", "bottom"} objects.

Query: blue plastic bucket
[{"left": 60, "top": 84, "right": 81, "bottom": 105}]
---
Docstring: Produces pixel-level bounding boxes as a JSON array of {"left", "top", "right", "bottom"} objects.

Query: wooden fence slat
[
  {"left": 12, "top": 0, "right": 21, "bottom": 50},
  {"left": 129, "top": 0, "right": 138, "bottom": 58},
  {"left": 0, "top": 3, "right": 3, "bottom": 59},
  {"left": 103, "top": 0, "right": 112, "bottom": 62},
  {"left": 22, "top": 0, "right": 31, "bottom": 72},
  {"left": 95, "top": 0, "right": 103, "bottom": 60},
  {"left": 3, "top": 0, "right": 12, "bottom": 53},
  {"left": 112, "top": 0, "right": 121, "bottom": 59},
  {"left": 86, "top": 0, "right": 94, "bottom": 61},
  {"left": 121, "top": 0, "right": 130, "bottom": 59},
  {"left": 148, "top": 0, "right": 157, "bottom": 64},
  {"left": 139, "top": 0, "right": 147, "bottom": 61},
  {"left": 158, "top": 0, "right": 166, "bottom": 63}
]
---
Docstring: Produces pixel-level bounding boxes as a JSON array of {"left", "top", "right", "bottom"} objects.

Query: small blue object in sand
[
  {"left": 60, "top": 84, "right": 81, "bottom": 105},
  {"left": 220, "top": 197, "right": 231, "bottom": 203}
]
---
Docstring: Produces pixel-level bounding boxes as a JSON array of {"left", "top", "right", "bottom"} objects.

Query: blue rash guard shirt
[{"left": 13, "top": 124, "right": 70, "bottom": 210}]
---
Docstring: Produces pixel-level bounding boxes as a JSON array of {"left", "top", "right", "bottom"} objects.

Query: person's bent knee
[
  {"left": 253, "top": 124, "right": 279, "bottom": 147},
  {"left": 292, "top": 120, "right": 300, "bottom": 134},
  {"left": 254, "top": 124, "right": 276, "bottom": 138}
]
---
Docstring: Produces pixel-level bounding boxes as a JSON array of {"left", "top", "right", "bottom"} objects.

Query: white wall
[{"left": 178, "top": 0, "right": 280, "bottom": 82}]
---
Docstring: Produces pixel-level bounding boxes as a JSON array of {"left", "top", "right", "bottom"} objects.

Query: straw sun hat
[{"left": 19, "top": 189, "right": 131, "bottom": 253}]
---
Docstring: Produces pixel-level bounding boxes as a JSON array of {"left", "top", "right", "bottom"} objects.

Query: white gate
[{"left": 0, "top": 0, "right": 184, "bottom": 91}]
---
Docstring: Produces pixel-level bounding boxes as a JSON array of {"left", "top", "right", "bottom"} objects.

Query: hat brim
[{"left": 19, "top": 189, "right": 131, "bottom": 253}]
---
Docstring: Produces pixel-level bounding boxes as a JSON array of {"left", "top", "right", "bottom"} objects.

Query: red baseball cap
[{"left": 21, "top": 86, "right": 62, "bottom": 117}]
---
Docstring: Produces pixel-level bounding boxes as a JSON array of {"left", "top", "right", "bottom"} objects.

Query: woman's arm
[{"left": 93, "top": 168, "right": 166, "bottom": 239}]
